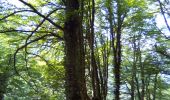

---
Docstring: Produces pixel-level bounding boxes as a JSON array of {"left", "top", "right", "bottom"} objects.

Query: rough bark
[{"left": 64, "top": 0, "right": 89, "bottom": 100}]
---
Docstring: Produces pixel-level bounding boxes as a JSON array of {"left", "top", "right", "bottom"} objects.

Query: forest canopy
[{"left": 0, "top": 0, "right": 170, "bottom": 100}]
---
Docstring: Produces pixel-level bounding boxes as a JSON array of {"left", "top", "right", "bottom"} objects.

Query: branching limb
[
  {"left": 13, "top": 34, "right": 53, "bottom": 75},
  {"left": 13, "top": 34, "right": 56, "bottom": 92},
  {"left": 18, "top": 0, "right": 64, "bottom": 31},
  {"left": 24, "top": 8, "right": 60, "bottom": 62},
  {"left": 25, "top": 8, "right": 60, "bottom": 47}
]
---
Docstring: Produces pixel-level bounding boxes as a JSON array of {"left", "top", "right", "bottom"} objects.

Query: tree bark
[
  {"left": 64, "top": 0, "right": 89, "bottom": 100},
  {"left": 114, "top": 1, "right": 123, "bottom": 99}
]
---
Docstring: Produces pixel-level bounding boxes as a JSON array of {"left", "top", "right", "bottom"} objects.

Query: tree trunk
[
  {"left": 145, "top": 75, "right": 151, "bottom": 100},
  {"left": 64, "top": 0, "right": 89, "bottom": 100},
  {"left": 153, "top": 74, "right": 158, "bottom": 100},
  {"left": 135, "top": 76, "right": 141, "bottom": 100},
  {"left": 114, "top": 1, "right": 123, "bottom": 99},
  {"left": 139, "top": 45, "right": 145, "bottom": 100},
  {"left": 131, "top": 35, "right": 137, "bottom": 100},
  {"left": 0, "top": 73, "right": 8, "bottom": 100}
]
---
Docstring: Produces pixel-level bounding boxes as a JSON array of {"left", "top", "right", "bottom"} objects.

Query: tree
[
  {"left": 0, "top": 0, "right": 170, "bottom": 99},
  {"left": 64, "top": 0, "right": 89, "bottom": 99}
]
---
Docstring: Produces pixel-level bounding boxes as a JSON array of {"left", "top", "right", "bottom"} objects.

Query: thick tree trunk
[
  {"left": 64, "top": 0, "right": 89, "bottom": 100},
  {"left": 114, "top": 27, "right": 121, "bottom": 100},
  {"left": 114, "top": 2, "right": 122, "bottom": 99}
]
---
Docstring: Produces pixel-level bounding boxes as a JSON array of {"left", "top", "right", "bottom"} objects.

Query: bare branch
[
  {"left": 25, "top": 8, "right": 60, "bottom": 46},
  {"left": 12, "top": 34, "right": 55, "bottom": 93},
  {"left": 0, "top": 29, "right": 64, "bottom": 40},
  {"left": 18, "top": 0, "right": 64, "bottom": 31},
  {"left": 0, "top": 29, "right": 50, "bottom": 33},
  {"left": 157, "top": 0, "right": 170, "bottom": 32},
  {"left": 0, "top": 10, "right": 34, "bottom": 21},
  {"left": 13, "top": 34, "right": 52, "bottom": 75},
  {"left": 154, "top": 24, "right": 170, "bottom": 40}
]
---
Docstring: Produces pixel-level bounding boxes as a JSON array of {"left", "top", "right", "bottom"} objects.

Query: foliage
[{"left": 0, "top": 0, "right": 169, "bottom": 100}]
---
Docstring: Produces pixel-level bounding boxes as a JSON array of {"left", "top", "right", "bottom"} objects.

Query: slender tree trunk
[
  {"left": 131, "top": 35, "right": 137, "bottom": 100},
  {"left": 135, "top": 76, "right": 141, "bottom": 100},
  {"left": 87, "top": 0, "right": 101, "bottom": 99},
  {"left": 139, "top": 46, "right": 145, "bottom": 100},
  {"left": 106, "top": 0, "right": 121, "bottom": 99},
  {"left": 145, "top": 75, "right": 151, "bottom": 100},
  {"left": 153, "top": 74, "right": 158, "bottom": 100},
  {"left": 136, "top": 39, "right": 145, "bottom": 100},
  {"left": 64, "top": 0, "right": 89, "bottom": 100},
  {"left": 96, "top": 34, "right": 110, "bottom": 100}
]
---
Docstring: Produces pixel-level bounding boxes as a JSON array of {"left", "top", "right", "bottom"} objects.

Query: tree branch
[
  {"left": 24, "top": 12, "right": 58, "bottom": 69},
  {"left": 0, "top": 10, "right": 34, "bottom": 21},
  {"left": 155, "top": 45, "right": 170, "bottom": 59},
  {"left": 0, "top": 29, "right": 50, "bottom": 33},
  {"left": 13, "top": 34, "right": 53, "bottom": 75},
  {"left": 157, "top": 0, "right": 170, "bottom": 32},
  {"left": 0, "top": 29, "right": 64, "bottom": 40},
  {"left": 25, "top": 8, "right": 60, "bottom": 41},
  {"left": 18, "top": 0, "right": 64, "bottom": 31}
]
